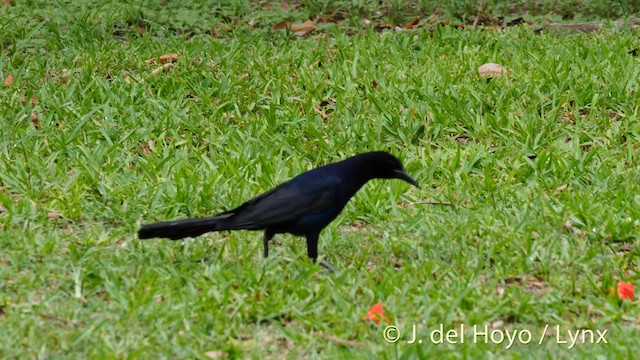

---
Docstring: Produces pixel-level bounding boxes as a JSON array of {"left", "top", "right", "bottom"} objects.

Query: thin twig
[{"left": 472, "top": 14, "right": 480, "bottom": 27}]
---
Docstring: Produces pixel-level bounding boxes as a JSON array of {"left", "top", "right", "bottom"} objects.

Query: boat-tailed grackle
[{"left": 138, "top": 151, "right": 419, "bottom": 270}]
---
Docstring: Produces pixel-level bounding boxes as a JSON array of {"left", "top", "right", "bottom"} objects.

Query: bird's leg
[
  {"left": 306, "top": 233, "right": 336, "bottom": 271},
  {"left": 263, "top": 231, "right": 274, "bottom": 258},
  {"left": 306, "top": 233, "right": 319, "bottom": 260}
]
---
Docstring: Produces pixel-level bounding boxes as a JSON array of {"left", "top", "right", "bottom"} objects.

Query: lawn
[{"left": 1, "top": 1, "right": 639, "bottom": 358}]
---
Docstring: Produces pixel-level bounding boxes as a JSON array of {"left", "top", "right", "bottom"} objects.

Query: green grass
[{"left": 1, "top": 1, "right": 640, "bottom": 358}]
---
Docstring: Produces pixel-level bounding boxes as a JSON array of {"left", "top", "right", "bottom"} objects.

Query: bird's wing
[{"left": 220, "top": 175, "right": 341, "bottom": 229}]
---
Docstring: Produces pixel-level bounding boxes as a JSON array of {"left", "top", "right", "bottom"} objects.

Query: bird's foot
[{"left": 319, "top": 260, "right": 337, "bottom": 272}]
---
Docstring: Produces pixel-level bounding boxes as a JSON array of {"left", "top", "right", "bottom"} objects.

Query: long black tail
[{"left": 138, "top": 215, "right": 232, "bottom": 240}]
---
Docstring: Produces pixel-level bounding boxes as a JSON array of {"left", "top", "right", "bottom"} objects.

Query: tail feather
[{"left": 138, "top": 215, "right": 232, "bottom": 240}]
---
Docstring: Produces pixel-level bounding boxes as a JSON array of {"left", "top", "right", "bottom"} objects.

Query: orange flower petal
[
  {"left": 617, "top": 281, "right": 634, "bottom": 300},
  {"left": 361, "top": 302, "right": 391, "bottom": 324}
]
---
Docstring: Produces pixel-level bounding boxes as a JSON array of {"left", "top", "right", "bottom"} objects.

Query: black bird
[{"left": 138, "top": 151, "right": 419, "bottom": 269}]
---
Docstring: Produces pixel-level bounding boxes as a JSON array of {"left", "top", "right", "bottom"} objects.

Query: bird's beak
[{"left": 393, "top": 170, "right": 420, "bottom": 189}]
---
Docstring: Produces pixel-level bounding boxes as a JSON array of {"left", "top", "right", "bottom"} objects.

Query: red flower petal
[
  {"left": 617, "top": 281, "right": 634, "bottom": 300},
  {"left": 361, "top": 302, "right": 391, "bottom": 324}
]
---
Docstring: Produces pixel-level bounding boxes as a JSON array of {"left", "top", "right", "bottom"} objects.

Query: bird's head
[{"left": 365, "top": 152, "right": 420, "bottom": 188}]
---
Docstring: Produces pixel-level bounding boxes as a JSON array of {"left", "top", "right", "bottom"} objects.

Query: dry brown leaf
[
  {"left": 554, "top": 184, "right": 568, "bottom": 193},
  {"left": 316, "top": 16, "right": 339, "bottom": 24},
  {"left": 47, "top": 212, "right": 62, "bottom": 219},
  {"left": 0, "top": 206, "right": 7, "bottom": 214},
  {"left": 3, "top": 73, "right": 14, "bottom": 86},
  {"left": 1, "top": 0, "right": 13, "bottom": 6},
  {"left": 371, "top": 79, "right": 378, "bottom": 88},
  {"left": 564, "top": 220, "right": 585, "bottom": 237},
  {"left": 394, "top": 259, "right": 403, "bottom": 270},
  {"left": 248, "top": 18, "right": 257, "bottom": 27},
  {"left": 564, "top": 220, "right": 575, "bottom": 232},
  {"left": 314, "top": 98, "right": 336, "bottom": 120},
  {"left": 210, "top": 29, "right": 225, "bottom": 38},
  {"left": 210, "top": 24, "right": 232, "bottom": 38},
  {"left": 291, "top": 20, "right": 317, "bottom": 36},
  {"left": 273, "top": 20, "right": 291, "bottom": 30},
  {"left": 31, "top": 112, "right": 40, "bottom": 129},
  {"left": 351, "top": 220, "right": 368, "bottom": 230},
  {"left": 280, "top": 2, "right": 290, "bottom": 9},
  {"left": 141, "top": 140, "right": 155, "bottom": 154},
  {"left": 21, "top": 95, "right": 39, "bottom": 106},
  {"left": 123, "top": 75, "right": 131, "bottom": 84},
  {"left": 478, "top": 63, "right": 506, "bottom": 78},
  {"left": 59, "top": 68, "right": 69, "bottom": 83},
  {"left": 144, "top": 53, "right": 179, "bottom": 65},
  {"left": 526, "top": 277, "right": 547, "bottom": 292},
  {"left": 608, "top": 110, "right": 624, "bottom": 121},
  {"left": 563, "top": 110, "right": 575, "bottom": 123},
  {"left": 405, "top": 17, "right": 421, "bottom": 29},
  {"left": 375, "top": 23, "right": 393, "bottom": 32},
  {"left": 365, "top": 261, "right": 376, "bottom": 271},
  {"left": 159, "top": 53, "right": 180, "bottom": 64},
  {"left": 151, "top": 63, "right": 175, "bottom": 76}
]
